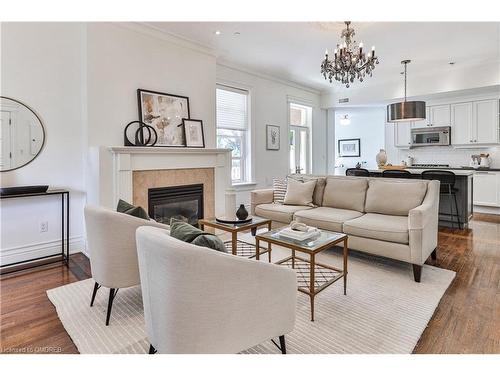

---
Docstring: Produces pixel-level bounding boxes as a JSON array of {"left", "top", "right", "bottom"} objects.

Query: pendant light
[{"left": 387, "top": 60, "right": 426, "bottom": 122}]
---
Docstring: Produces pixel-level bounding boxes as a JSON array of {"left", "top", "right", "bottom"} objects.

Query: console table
[{"left": 0, "top": 189, "right": 70, "bottom": 274}]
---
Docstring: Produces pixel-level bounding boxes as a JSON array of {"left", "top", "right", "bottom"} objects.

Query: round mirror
[{"left": 0, "top": 96, "right": 46, "bottom": 172}]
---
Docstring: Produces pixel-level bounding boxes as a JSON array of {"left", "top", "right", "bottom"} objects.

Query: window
[
  {"left": 216, "top": 85, "right": 251, "bottom": 184},
  {"left": 289, "top": 102, "right": 312, "bottom": 174}
]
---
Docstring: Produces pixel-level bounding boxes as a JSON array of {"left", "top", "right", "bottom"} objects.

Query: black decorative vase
[{"left": 236, "top": 204, "right": 249, "bottom": 220}]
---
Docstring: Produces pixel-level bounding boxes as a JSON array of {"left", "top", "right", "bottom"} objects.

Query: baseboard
[{"left": 1, "top": 236, "right": 86, "bottom": 266}]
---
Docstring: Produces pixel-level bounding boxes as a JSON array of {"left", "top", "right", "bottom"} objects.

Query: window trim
[
  {"left": 216, "top": 82, "right": 253, "bottom": 185},
  {"left": 287, "top": 99, "right": 314, "bottom": 175}
]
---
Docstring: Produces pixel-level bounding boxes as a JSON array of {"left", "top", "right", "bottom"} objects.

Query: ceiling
[{"left": 145, "top": 22, "right": 500, "bottom": 94}]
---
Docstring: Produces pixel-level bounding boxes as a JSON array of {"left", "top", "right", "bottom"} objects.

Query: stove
[{"left": 408, "top": 163, "right": 450, "bottom": 169}]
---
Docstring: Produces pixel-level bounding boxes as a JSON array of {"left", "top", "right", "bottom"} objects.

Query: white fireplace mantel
[{"left": 88, "top": 146, "right": 232, "bottom": 216}]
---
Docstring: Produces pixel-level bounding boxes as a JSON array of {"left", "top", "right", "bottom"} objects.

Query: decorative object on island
[
  {"left": 225, "top": 188, "right": 237, "bottom": 220},
  {"left": 182, "top": 119, "right": 205, "bottom": 148},
  {"left": 376, "top": 149, "right": 387, "bottom": 167},
  {"left": 266, "top": 124, "right": 280, "bottom": 150},
  {"left": 338, "top": 138, "right": 361, "bottom": 157},
  {"left": 0, "top": 96, "right": 46, "bottom": 172},
  {"left": 123, "top": 120, "right": 157, "bottom": 147},
  {"left": 137, "top": 89, "right": 190, "bottom": 147},
  {"left": 236, "top": 204, "right": 249, "bottom": 220},
  {"left": 320, "top": 21, "right": 379, "bottom": 88},
  {"left": 387, "top": 60, "right": 426, "bottom": 122}
]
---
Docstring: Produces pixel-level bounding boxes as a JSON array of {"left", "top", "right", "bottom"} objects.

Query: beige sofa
[{"left": 251, "top": 176, "right": 440, "bottom": 282}]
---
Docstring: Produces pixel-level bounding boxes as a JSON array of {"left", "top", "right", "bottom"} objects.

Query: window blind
[{"left": 216, "top": 86, "right": 248, "bottom": 130}]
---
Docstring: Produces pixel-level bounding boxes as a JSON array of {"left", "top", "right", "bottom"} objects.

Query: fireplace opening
[{"left": 148, "top": 184, "right": 204, "bottom": 227}]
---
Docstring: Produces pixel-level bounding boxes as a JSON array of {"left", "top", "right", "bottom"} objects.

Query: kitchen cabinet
[
  {"left": 393, "top": 121, "right": 412, "bottom": 147},
  {"left": 474, "top": 99, "right": 499, "bottom": 144},
  {"left": 473, "top": 171, "right": 500, "bottom": 207},
  {"left": 412, "top": 107, "right": 430, "bottom": 128},
  {"left": 428, "top": 105, "right": 451, "bottom": 127},
  {"left": 452, "top": 99, "right": 499, "bottom": 146},
  {"left": 451, "top": 102, "right": 473, "bottom": 144}
]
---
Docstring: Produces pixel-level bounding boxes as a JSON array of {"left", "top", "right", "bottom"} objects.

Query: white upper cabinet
[
  {"left": 474, "top": 99, "right": 499, "bottom": 144},
  {"left": 394, "top": 121, "right": 412, "bottom": 147},
  {"left": 451, "top": 102, "right": 473, "bottom": 144},
  {"left": 428, "top": 105, "right": 451, "bottom": 127},
  {"left": 451, "top": 99, "right": 499, "bottom": 146},
  {"left": 411, "top": 107, "right": 430, "bottom": 128}
]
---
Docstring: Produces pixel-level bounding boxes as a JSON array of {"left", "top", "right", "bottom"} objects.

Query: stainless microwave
[{"left": 410, "top": 126, "right": 451, "bottom": 147}]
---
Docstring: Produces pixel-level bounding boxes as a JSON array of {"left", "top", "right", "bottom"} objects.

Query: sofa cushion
[
  {"left": 289, "top": 175, "right": 327, "bottom": 206},
  {"left": 343, "top": 213, "right": 409, "bottom": 244},
  {"left": 284, "top": 178, "right": 316, "bottom": 206},
  {"left": 255, "top": 203, "right": 312, "bottom": 224},
  {"left": 322, "top": 177, "right": 368, "bottom": 212},
  {"left": 365, "top": 179, "right": 428, "bottom": 216},
  {"left": 294, "top": 207, "right": 364, "bottom": 232}
]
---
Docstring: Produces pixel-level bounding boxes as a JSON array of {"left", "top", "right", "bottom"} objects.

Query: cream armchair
[
  {"left": 135, "top": 226, "right": 297, "bottom": 354},
  {"left": 84, "top": 205, "right": 170, "bottom": 325}
]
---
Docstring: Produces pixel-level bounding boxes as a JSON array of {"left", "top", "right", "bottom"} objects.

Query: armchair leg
[
  {"left": 148, "top": 345, "right": 157, "bottom": 354},
  {"left": 431, "top": 248, "right": 437, "bottom": 261},
  {"left": 90, "top": 282, "right": 100, "bottom": 307},
  {"left": 279, "top": 335, "right": 286, "bottom": 354},
  {"left": 105, "top": 288, "right": 119, "bottom": 326},
  {"left": 412, "top": 264, "right": 422, "bottom": 283}
]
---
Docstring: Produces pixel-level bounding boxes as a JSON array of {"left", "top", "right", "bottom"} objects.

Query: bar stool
[
  {"left": 346, "top": 168, "right": 370, "bottom": 177},
  {"left": 381, "top": 169, "right": 413, "bottom": 178},
  {"left": 421, "top": 170, "right": 462, "bottom": 229}
]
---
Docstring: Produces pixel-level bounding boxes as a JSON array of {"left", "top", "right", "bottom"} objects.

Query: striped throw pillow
[{"left": 273, "top": 178, "right": 287, "bottom": 204}]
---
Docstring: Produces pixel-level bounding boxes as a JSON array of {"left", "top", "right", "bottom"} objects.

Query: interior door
[
  {"left": 0, "top": 110, "right": 12, "bottom": 170},
  {"left": 289, "top": 125, "right": 309, "bottom": 174}
]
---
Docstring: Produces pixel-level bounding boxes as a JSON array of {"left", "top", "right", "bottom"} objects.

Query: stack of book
[{"left": 278, "top": 226, "right": 319, "bottom": 241}]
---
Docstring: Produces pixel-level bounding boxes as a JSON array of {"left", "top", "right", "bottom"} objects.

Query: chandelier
[{"left": 320, "top": 21, "right": 379, "bottom": 88}]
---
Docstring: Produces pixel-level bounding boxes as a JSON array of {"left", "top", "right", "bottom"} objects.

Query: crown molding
[
  {"left": 217, "top": 60, "right": 321, "bottom": 96},
  {"left": 116, "top": 22, "right": 217, "bottom": 58}
]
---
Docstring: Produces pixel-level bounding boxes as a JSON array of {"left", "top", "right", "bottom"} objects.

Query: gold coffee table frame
[
  {"left": 198, "top": 217, "right": 272, "bottom": 260},
  {"left": 256, "top": 229, "right": 348, "bottom": 322}
]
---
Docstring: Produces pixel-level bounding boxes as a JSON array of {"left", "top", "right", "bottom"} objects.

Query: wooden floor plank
[{"left": 1, "top": 217, "right": 499, "bottom": 354}]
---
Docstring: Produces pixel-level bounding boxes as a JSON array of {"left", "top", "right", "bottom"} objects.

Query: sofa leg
[
  {"left": 149, "top": 344, "right": 157, "bottom": 354},
  {"left": 431, "top": 248, "right": 437, "bottom": 261},
  {"left": 279, "top": 335, "right": 286, "bottom": 354},
  {"left": 412, "top": 264, "right": 422, "bottom": 283}
]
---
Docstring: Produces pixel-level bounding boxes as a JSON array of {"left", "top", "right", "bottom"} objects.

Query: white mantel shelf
[{"left": 108, "top": 147, "right": 232, "bottom": 155}]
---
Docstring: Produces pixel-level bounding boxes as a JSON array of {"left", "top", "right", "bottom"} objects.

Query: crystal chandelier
[{"left": 320, "top": 21, "right": 379, "bottom": 88}]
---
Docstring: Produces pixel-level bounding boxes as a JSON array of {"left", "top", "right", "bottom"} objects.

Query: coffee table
[
  {"left": 198, "top": 216, "right": 272, "bottom": 260},
  {"left": 256, "top": 228, "right": 348, "bottom": 321}
]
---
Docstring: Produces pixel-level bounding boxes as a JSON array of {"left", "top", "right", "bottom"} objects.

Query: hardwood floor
[{"left": 1, "top": 215, "right": 499, "bottom": 354}]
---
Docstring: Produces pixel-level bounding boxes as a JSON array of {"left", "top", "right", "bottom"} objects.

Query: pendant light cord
[{"left": 404, "top": 61, "right": 407, "bottom": 102}]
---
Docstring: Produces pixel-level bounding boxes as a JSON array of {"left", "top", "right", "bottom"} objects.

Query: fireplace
[{"left": 148, "top": 184, "right": 204, "bottom": 226}]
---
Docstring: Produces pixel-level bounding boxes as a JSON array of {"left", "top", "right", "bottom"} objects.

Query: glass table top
[
  {"left": 200, "top": 216, "right": 270, "bottom": 229},
  {"left": 257, "top": 228, "right": 346, "bottom": 251}
]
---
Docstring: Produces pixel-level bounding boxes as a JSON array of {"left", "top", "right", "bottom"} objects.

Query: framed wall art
[
  {"left": 183, "top": 119, "right": 205, "bottom": 148},
  {"left": 266, "top": 125, "right": 280, "bottom": 150},
  {"left": 137, "top": 88, "right": 190, "bottom": 147},
  {"left": 338, "top": 138, "right": 361, "bottom": 157}
]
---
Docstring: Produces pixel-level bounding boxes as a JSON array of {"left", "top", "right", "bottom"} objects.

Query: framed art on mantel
[
  {"left": 338, "top": 138, "right": 361, "bottom": 157},
  {"left": 266, "top": 125, "right": 280, "bottom": 150},
  {"left": 183, "top": 119, "right": 205, "bottom": 148},
  {"left": 137, "top": 89, "right": 190, "bottom": 147}
]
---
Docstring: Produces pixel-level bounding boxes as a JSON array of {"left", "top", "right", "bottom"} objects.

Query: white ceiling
[{"left": 145, "top": 22, "right": 500, "bottom": 94}]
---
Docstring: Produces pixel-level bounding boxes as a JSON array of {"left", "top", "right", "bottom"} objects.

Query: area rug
[{"left": 47, "top": 242, "right": 455, "bottom": 354}]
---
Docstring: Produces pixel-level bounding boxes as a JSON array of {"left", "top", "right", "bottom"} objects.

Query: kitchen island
[{"left": 367, "top": 168, "right": 474, "bottom": 229}]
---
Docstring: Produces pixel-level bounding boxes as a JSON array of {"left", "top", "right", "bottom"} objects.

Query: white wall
[
  {"left": 1, "top": 23, "right": 86, "bottom": 264},
  {"left": 333, "top": 107, "right": 386, "bottom": 171},
  {"left": 216, "top": 64, "right": 325, "bottom": 204}
]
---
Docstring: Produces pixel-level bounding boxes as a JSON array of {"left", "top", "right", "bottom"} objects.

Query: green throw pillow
[
  {"left": 117, "top": 199, "right": 150, "bottom": 220},
  {"left": 170, "top": 218, "right": 226, "bottom": 253}
]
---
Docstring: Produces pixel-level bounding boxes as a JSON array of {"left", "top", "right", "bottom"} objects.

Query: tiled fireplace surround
[{"left": 88, "top": 147, "right": 232, "bottom": 218}]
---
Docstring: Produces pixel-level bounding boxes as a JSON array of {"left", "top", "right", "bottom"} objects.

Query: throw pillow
[
  {"left": 288, "top": 175, "right": 326, "bottom": 206},
  {"left": 273, "top": 178, "right": 287, "bottom": 204},
  {"left": 283, "top": 178, "right": 316, "bottom": 206},
  {"left": 170, "top": 219, "right": 226, "bottom": 252},
  {"left": 116, "top": 199, "right": 149, "bottom": 220}
]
